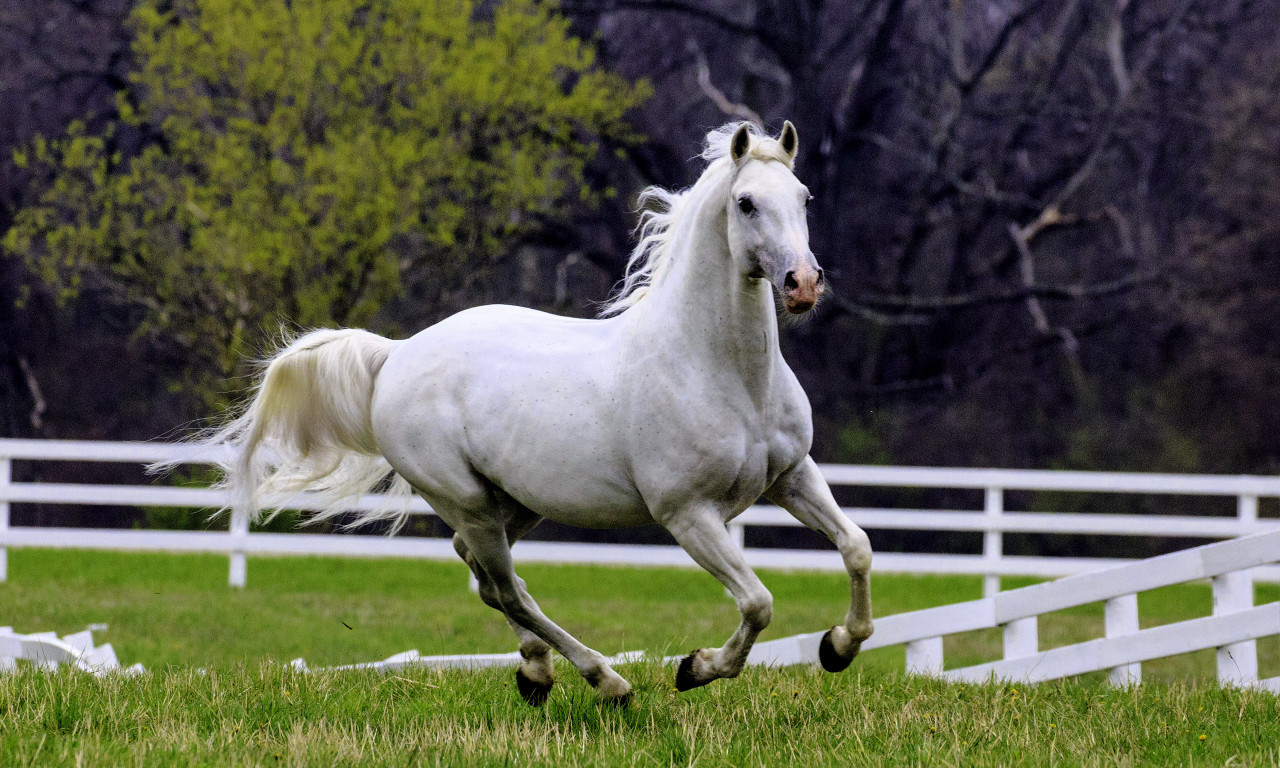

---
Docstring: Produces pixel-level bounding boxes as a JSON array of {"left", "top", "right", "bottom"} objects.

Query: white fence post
[
  {"left": 228, "top": 511, "right": 248, "bottom": 588},
  {"left": 1212, "top": 570, "right": 1257, "bottom": 686},
  {"left": 1238, "top": 493, "right": 1259, "bottom": 529},
  {"left": 983, "top": 487, "right": 1003, "bottom": 598},
  {"left": 1105, "top": 593, "right": 1141, "bottom": 685},
  {"left": 905, "top": 636, "right": 944, "bottom": 676},
  {"left": 0, "top": 455, "right": 9, "bottom": 583},
  {"left": 1003, "top": 617, "right": 1038, "bottom": 659}
]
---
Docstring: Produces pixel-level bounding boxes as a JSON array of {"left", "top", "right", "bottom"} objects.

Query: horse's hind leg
[
  {"left": 452, "top": 508, "right": 555, "bottom": 705},
  {"left": 448, "top": 503, "right": 633, "bottom": 705},
  {"left": 765, "top": 456, "right": 874, "bottom": 671},
  {"left": 662, "top": 506, "right": 773, "bottom": 691}
]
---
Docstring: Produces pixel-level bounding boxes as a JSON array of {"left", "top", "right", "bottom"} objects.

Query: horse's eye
[
  {"left": 738, "top": 197, "right": 756, "bottom": 216},
  {"left": 805, "top": 195, "right": 813, "bottom": 207}
]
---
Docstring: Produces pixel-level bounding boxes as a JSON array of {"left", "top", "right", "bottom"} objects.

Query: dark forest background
[{"left": 3, "top": 0, "right": 1279, "bottom": 547}]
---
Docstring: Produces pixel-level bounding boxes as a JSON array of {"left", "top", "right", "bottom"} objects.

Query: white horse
[{"left": 189, "top": 122, "right": 873, "bottom": 704}]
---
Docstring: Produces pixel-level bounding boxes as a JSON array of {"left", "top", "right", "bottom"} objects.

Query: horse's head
[{"left": 725, "top": 121, "right": 823, "bottom": 314}]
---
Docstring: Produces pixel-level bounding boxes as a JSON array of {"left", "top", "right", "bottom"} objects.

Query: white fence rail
[{"left": 2, "top": 438, "right": 1279, "bottom": 589}]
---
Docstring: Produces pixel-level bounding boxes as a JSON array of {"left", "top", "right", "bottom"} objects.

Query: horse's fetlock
[
  {"left": 519, "top": 640, "right": 553, "bottom": 662},
  {"left": 850, "top": 618, "right": 875, "bottom": 642}
]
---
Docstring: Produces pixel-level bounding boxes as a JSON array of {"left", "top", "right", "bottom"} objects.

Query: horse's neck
[{"left": 632, "top": 201, "right": 781, "bottom": 390}]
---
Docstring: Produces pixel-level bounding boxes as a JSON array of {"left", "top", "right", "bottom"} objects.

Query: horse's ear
[
  {"left": 779, "top": 120, "right": 798, "bottom": 162},
  {"left": 729, "top": 123, "right": 752, "bottom": 163}
]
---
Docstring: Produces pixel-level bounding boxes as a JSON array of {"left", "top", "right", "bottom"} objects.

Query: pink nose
[{"left": 782, "top": 267, "right": 824, "bottom": 314}]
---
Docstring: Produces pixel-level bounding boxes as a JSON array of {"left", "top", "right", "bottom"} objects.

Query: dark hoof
[
  {"left": 675, "top": 651, "right": 712, "bottom": 692},
  {"left": 604, "top": 691, "right": 634, "bottom": 708},
  {"left": 818, "top": 628, "right": 854, "bottom": 673},
  {"left": 515, "top": 666, "right": 553, "bottom": 706}
]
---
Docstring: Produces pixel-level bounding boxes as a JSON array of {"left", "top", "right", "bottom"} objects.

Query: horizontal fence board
[
  {"left": 7, "top": 483, "right": 229, "bottom": 508},
  {"left": 12, "top": 483, "right": 1275, "bottom": 540},
  {"left": 7, "top": 439, "right": 1280, "bottom": 496},
  {"left": 5, "top": 527, "right": 1280, "bottom": 581},
  {"left": 994, "top": 530, "right": 1280, "bottom": 623},
  {"left": 819, "top": 464, "right": 1280, "bottom": 496},
  {"left": 736, "top": 506, "right": 1279, "bottom": 537},
  {"left": 994, "top": 552, "right": 1209, "bottom": 624},
  {"left": 862, "top": 598, "right": 996, "bottom": 650},
  {"left": 2, "top": 528, "right": 238, "bottom": 553},
  {"left": 4, "top": 483, "right": 433, "bottom": 514},
  {"left": 948, "top": 603, "right": 1280, "bottom": 684},
  {"left": 1200, "top": 532, "right": 1280, "bottom": 578},
  {"left": 0, "top": 439, "right": 228, "bottom": 464},
  {"left": 746, "top": 630, "right": 824, "bottom": 667}
]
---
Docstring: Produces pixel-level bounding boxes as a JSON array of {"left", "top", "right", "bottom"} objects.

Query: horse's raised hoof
[
  {"left": 818, "top": 627, "right": 854, "bottom": 673},
  {"left": 603, "top": 690, "right": 634, "bottom": 708},
  {"left": 675, "top": 650, "right": 714, "bottom": 692},
  {"left": 515, "top": 666, "right": 553, "bottom": 706}
]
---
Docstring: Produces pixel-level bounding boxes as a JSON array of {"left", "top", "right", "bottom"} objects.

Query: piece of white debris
[
  {"left": 289, "top": 648, "right": 649, "bottom": 674},
  {"left": 0, "top": 626, "right": 144, "bottom": 677}
]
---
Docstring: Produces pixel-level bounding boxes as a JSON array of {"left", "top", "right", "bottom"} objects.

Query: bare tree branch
[
  {"left": 851, "top": 272, "right": 1159, "bottom": 312},
  {"left": 827, "top": 294, "right": 933, "bottom": 326},
  {"left": 17, "top": 356, "right": 46, "bottom": 432},
  {"left": 687, "top": 38, "right": 763, "bottom": 125}
]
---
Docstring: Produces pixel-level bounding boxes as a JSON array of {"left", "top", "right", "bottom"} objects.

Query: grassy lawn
[{"left": 1, "top": 548, "right": 1279, "bottom": 765}]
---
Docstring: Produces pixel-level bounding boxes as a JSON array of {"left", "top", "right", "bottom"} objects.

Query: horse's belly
[
  {"left": 501, "top": 469, "right": 654, "bottom": 529},
  {"left": 475, "top": 394, "right": 657, "bottom": 525}
]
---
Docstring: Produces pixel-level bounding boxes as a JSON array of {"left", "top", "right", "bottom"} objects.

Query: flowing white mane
[{"left": 599, "top": 122, "right": 795, "bottom": 316}]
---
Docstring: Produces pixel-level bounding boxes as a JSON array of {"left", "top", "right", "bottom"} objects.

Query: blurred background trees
[
  {"left": 3, "top": 0, "right": 643, "bottom": 413},
  {"left": 2, "top": 0, "right": 1279, "bottom": 479}
]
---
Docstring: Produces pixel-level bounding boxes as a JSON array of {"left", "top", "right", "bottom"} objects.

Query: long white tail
[{"left": 164, "top": 329, "right": 413, "bottom": 532}]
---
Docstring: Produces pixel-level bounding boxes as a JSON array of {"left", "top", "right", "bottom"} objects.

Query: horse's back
[{"left": 371, "top": 305, "right": 651, "bottom": 526}]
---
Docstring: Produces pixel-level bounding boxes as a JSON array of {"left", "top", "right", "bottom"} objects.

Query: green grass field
[{"left": 2, "top": 548, "right": 1279, "bottom": 766}]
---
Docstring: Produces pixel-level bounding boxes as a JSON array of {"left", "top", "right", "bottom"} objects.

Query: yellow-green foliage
[{"left": 4, "top": 0, "right": 646, "bottom": 398}]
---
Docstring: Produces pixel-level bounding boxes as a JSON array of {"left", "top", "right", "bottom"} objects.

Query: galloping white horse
[{"left": 191, "top": 122, "right": 873, "bottom": 704}]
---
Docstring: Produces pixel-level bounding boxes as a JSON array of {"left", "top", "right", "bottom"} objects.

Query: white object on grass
[{"left": 0, "top": 626, "right": 144, "bottom": 676}]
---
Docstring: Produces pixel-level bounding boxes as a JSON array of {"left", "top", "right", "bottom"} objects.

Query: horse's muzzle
[{"left": 781, "top": 266, "right": 824, "bottom": 314}]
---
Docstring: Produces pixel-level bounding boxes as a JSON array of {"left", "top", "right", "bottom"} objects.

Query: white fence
[
  {"left": 2, "top": 438, "right": 1279, "bottom": 590},
  {"left": 745, "top": 528, "right": 1280, "bottom": 691}
]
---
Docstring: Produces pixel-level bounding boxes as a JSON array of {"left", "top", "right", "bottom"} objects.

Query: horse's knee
[{"left": 739, "top": 589, "right": 773, "bottom": 632}]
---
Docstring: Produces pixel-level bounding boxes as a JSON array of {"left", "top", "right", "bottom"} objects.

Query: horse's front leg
[
  {"left": 765, "top": 456, "right": 874, "bottom": 672},
  {"left": 663, "top": 507, "right": 773, "bottom": 691}
]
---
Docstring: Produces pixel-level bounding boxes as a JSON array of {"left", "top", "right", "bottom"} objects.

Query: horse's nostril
[
  {"left": 784, "top": 271, "right": 799, "bottom": 291},
  {"left": 815, "top": 268, "right": 825, "bottom": 286}
]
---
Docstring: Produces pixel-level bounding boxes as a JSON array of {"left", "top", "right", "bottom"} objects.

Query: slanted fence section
[
  {"left": 2, "top": 438, "right": 1279, "bottom": 589},
  {"left": 746, "top": 529, "right": 1280, "bottom": 691}
]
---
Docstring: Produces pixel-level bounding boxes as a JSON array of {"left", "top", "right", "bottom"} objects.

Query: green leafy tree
[{"left": 5, "top": 0, "right": 645, "bottom": 403}]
